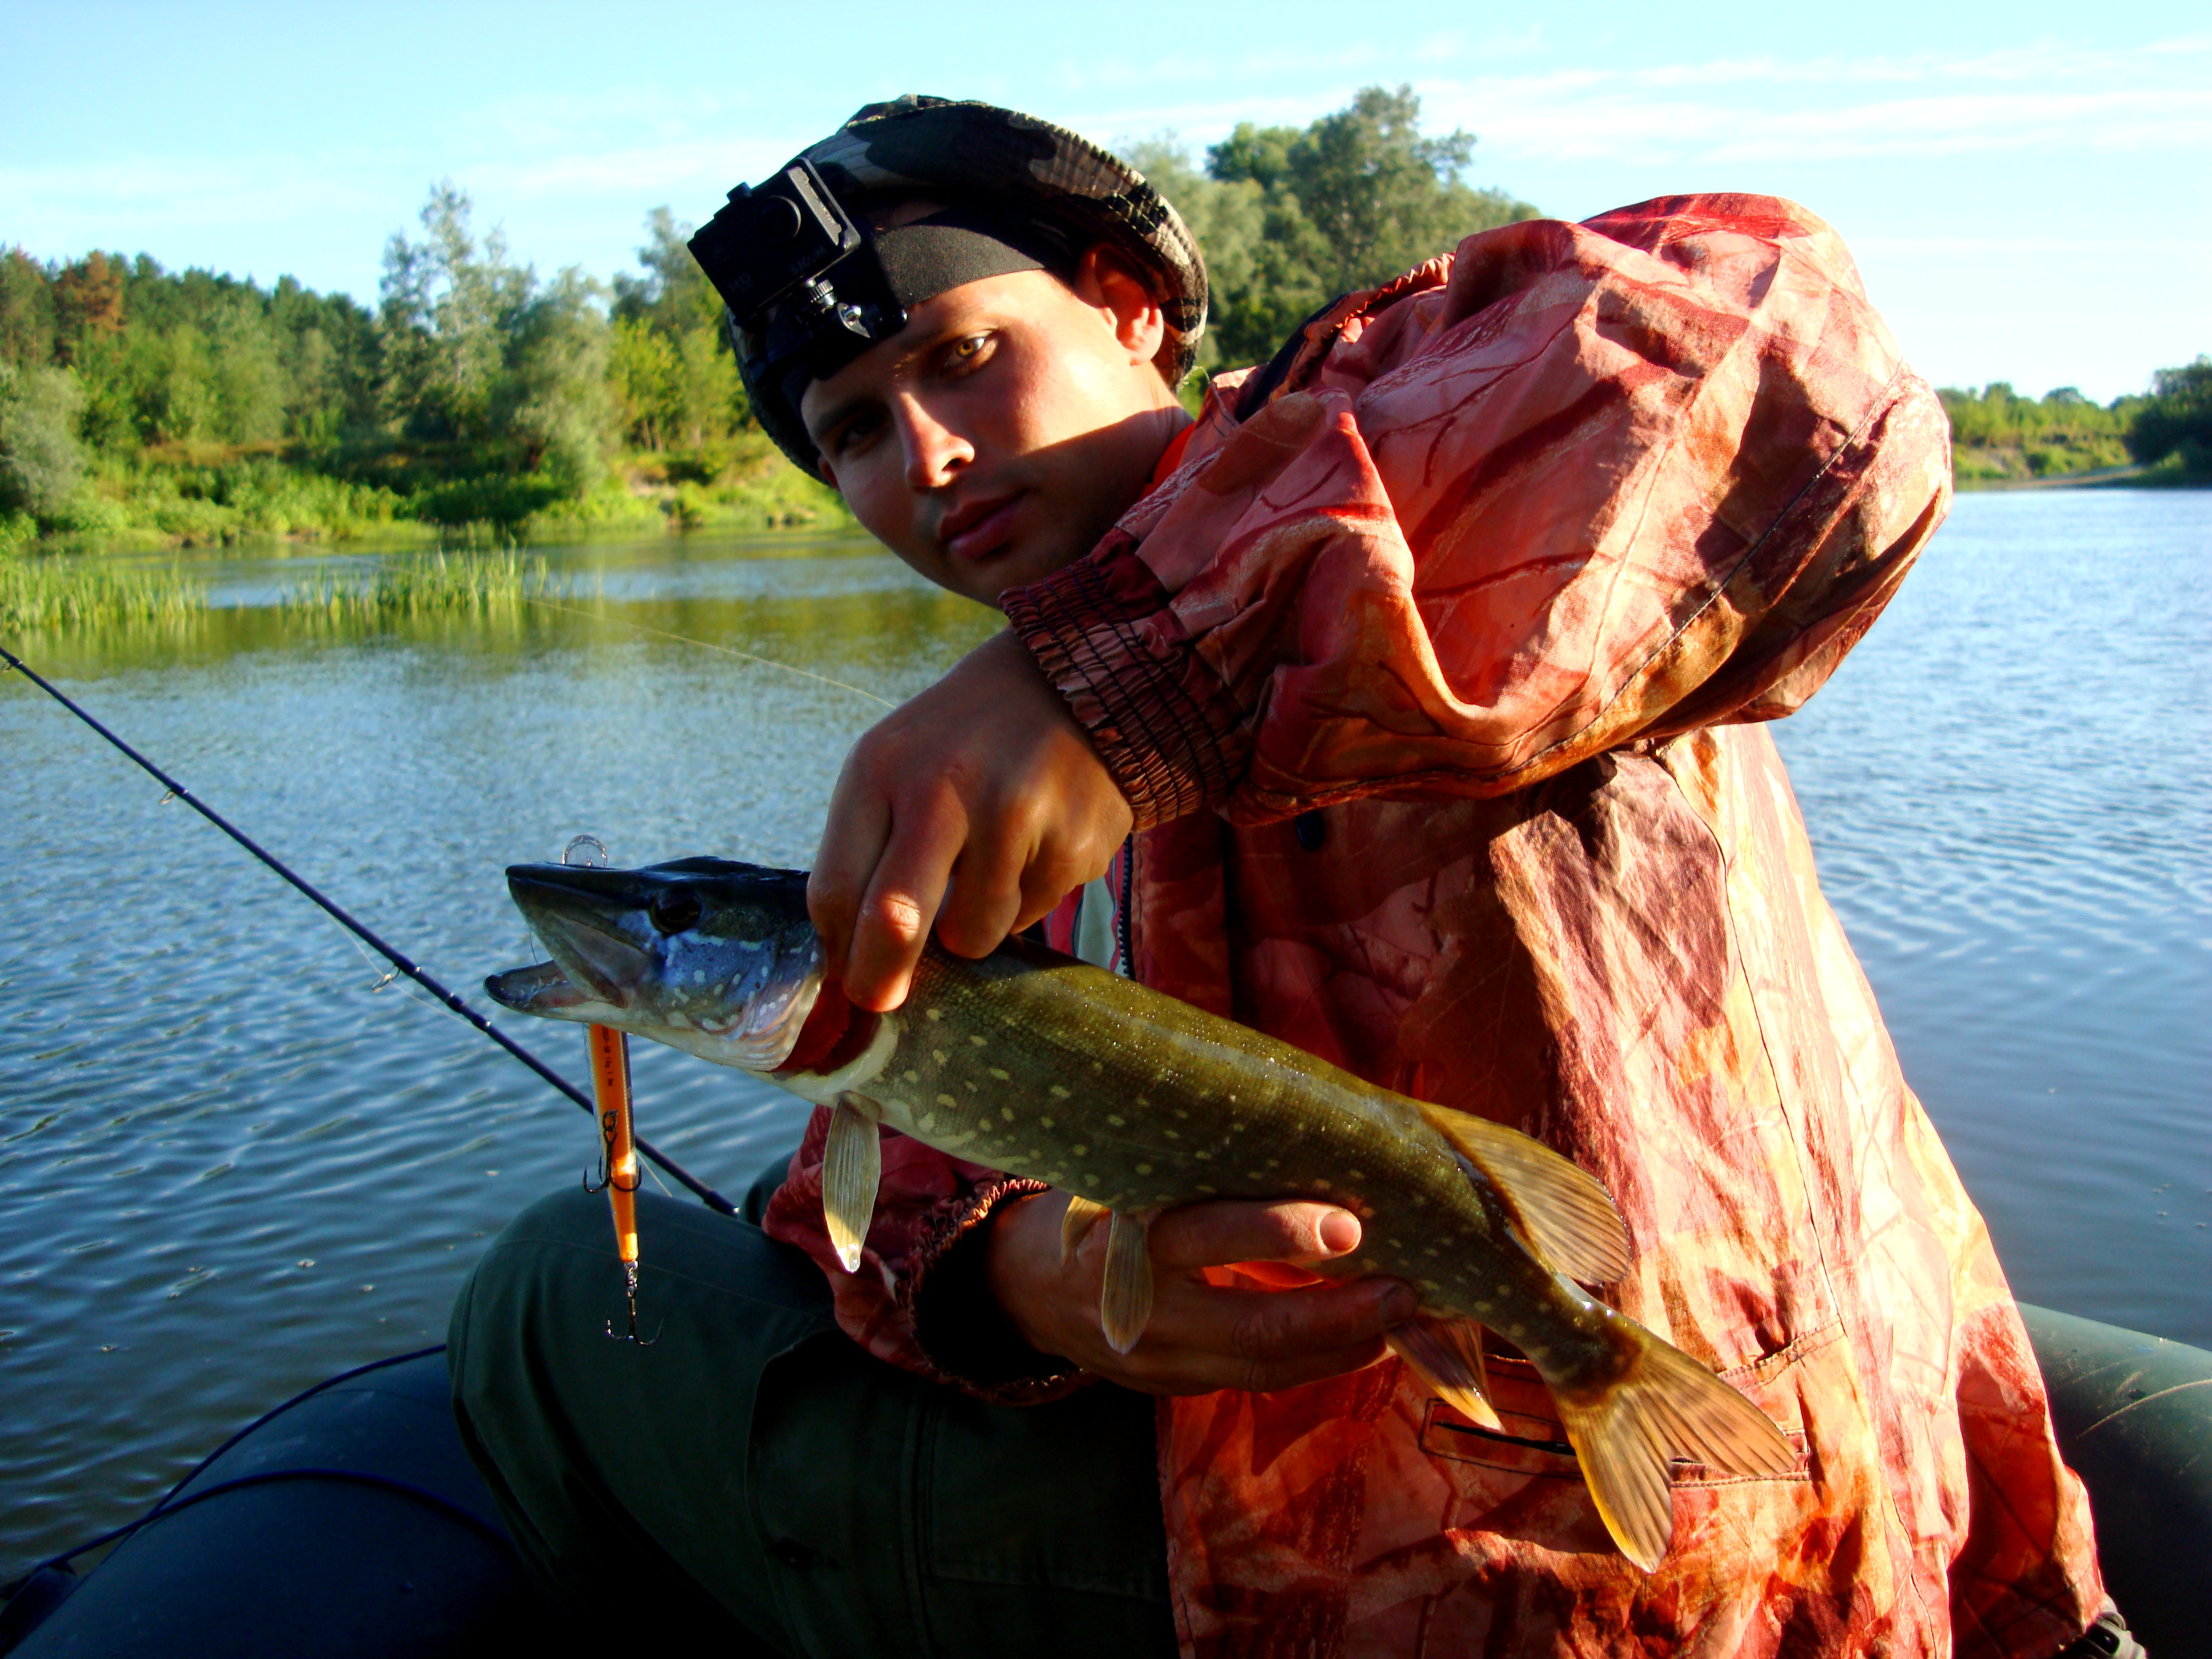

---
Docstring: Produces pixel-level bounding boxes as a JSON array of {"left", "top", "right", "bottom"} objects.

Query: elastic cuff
[
  {"left": 1003, "top": 547, "right": 1251, "bottom": 830},
  {"left": 905, "top": 1178, "right": 1088, "bottom": 1401}
]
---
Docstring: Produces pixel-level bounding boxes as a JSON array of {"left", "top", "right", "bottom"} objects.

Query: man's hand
[
  {"left": 986, "top": 1193, "right": 1418, "bottom": 1394},
  {"left": 810, "top": 629, "right": 1131, "bottom": 1011}
]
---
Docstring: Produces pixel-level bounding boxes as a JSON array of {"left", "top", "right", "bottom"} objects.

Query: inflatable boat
[{"left": 2, "top": 1305, "right": 2204, "bottom": 1658}]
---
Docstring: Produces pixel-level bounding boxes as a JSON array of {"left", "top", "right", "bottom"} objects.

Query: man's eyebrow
[
  {"left": 804, "top": 316, "right": 993, "bottom": 445},
  {"left": 805, "top": 390, "right": 874, "bottom": 445}
]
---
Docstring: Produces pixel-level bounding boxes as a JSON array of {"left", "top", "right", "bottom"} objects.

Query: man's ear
[{"left": 1074, "top": 246, "right": 1168, "bottom": 368}]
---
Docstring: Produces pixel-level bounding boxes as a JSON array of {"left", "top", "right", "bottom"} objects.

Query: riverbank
[
  {"left": 0, "top": 431, "right": 849, "bottom": 559},
  {"left": 1951, "top": 456, "right": 2211, "bottom": 491}
]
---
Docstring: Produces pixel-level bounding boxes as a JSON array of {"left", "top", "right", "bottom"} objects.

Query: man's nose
[{"left": 896, "top": 398, "right": 973, "bottom": 491}]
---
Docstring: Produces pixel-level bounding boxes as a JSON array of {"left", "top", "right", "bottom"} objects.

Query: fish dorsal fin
[
  {"left": 822, "top": 1093, "right": 882, "bottom": 1273},
  {"left": 1416, "top": 1103, "right": 1632, "bottom": 1284},
  {"left": 1386, "top": 1313, "right": 1503, "bottom": 1432},
  {"left": 1061, "top": 1194, "right": 1111, "bottom": 1264},
  {"left": 1098, "top": 1210, "right": 1155, "bottom": 1354}
]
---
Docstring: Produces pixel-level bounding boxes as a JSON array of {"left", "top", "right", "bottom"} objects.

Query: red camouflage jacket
[{"left": 765, "top": 195, "right": 2105, "bottom": 1657}]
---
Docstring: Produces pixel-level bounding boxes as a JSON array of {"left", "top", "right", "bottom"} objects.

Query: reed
[
  {"left": 276, "top": 549, "right": 555, "bottom": 623},
  {"left": 0, "top": 555, "right": 204, "bottom": 634}
]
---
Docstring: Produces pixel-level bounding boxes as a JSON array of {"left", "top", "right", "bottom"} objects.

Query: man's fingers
[
  {"left": 1149, "top": 1201, "right": 1366, "bottom": 1270},
  {"left": 843, "top": 800, "right": 968, "bottom": 1011},
  {"left": 807, "top": 769, "right": 893, "bottom": 979},
  {"left": 1144, "top": 1275, "right": 1416, "bottom": 1364},
  {"left": 935, "top": 820, "right": 1034, "bottom": 960}
]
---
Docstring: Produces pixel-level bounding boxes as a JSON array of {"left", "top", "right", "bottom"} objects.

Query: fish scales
[
  {"left": 799, "top": 941, "right": 1605, "bottom": 1379},
  {"left": 487, "top": 856, "right": 1795, "bottom": 1572}
]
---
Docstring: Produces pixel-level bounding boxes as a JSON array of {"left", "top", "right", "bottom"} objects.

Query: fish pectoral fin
[
  {"left": 1550, "top": 1318, "right": 1798, "bottom": 1573},
  {"left": 1060, "top": 1194, "right": 1111, "bottom": 1265},
  {"left": 822, "top": 1093, "right": 883, "bottom": 1274},
  {"left": 1416, "top": 1102, "right": 1633, "bottom": 1285},
  {"left": 1098, "top": 1210, "right": 1156, "bottom": 1354},
  {"left": 1386, "top": 1314, "right": 1503, "bottom": 1432}
]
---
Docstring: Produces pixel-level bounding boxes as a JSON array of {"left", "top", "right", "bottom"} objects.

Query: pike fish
[{"left": 486, "top": 857, "right": 1793, "bottom": 1569}]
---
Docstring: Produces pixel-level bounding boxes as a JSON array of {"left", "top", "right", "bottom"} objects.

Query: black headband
[{"left": 761, "top": 203, "right": 1078, "bottom": 435}]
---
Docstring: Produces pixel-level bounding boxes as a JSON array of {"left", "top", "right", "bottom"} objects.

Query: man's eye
[
  {"left": 951, "top": 334, "right": 988, "bottom": 364},
  {"left": 831, "top": 414, "right": 881, "bottom": 454}
]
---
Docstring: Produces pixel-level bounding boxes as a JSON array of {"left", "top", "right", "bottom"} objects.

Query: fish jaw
[
  {"left": 483, "top": 959, "right": 624, "bottom": 1026},
  {"left": 492, "top": 859, "right": 826, "bottom": 1070}
]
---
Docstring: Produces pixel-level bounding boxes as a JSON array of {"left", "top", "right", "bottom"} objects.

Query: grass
[
  {"left": 11, "top": 432, "right": 853, "bottom": 556},
  {"left": 2, "top": 547, "right": 571, "bottom": 636},
  {"left": 0, "top": 554, "right": 204, "bottom": 634},
  {"left": 278, "top": 550, "right": 560, "bottom": 624}
]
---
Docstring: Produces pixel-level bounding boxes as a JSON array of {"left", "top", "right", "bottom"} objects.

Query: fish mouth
[
  {"left": 500, "top": 863, "right": 662, "bottom": 1009},
  {"left": 483, "top": 958, "right": 598, "bottom": 1015}
]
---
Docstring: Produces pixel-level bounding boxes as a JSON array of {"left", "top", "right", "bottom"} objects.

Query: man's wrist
[{"left": 913, "top": 1188, "right": 1079, "bottom": 1387}]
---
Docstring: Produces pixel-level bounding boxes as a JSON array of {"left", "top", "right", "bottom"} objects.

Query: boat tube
[{"left": 2, "top": 1306, "right": 2204, "bottom": 1657}]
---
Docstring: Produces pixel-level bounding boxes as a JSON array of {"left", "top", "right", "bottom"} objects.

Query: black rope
[{"left": 0, "top": 641, "right": 735, "bottom": 1217}]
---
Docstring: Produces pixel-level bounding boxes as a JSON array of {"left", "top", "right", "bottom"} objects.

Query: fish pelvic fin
[
  {"left": 1387, "top": 1314, "right": 1502, "bottom": 1432},
  {"left": 1415, "top": 1103, "right": 1632, "bottom": 1285},
  {"left": 822, "top": 1094, "right": 882, "bottom": 1274},
  {"left": 1061, "top": 1194, "right": 1111, "bottom": 1265},
  {"left": 1550, "top": 1318, "right": 1797, "bottom": 1573},
  {"left": 1099, "top": 1210, "right": 1156, "bottom": 1354}
]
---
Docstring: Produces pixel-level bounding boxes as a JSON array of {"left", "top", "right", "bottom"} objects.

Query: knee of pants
[
  {"left": 449, "top": 1187, "right": 606, "bottom": 1347},
  {"left": 448, "top": 1186, "right": 833, "bottom": 1415}
]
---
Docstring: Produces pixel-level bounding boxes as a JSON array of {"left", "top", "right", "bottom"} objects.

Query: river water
[{"left": 2, "top": 491, "right": 2206, "bottom": 1575}]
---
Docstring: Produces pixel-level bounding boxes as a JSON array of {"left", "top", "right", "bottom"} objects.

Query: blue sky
[{"left": 3, "top": 0, "right": 2205, "bottom": 401}]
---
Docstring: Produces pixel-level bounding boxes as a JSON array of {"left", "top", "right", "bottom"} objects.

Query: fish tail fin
[
  {"left": 1548, "top": 1317, "right": 1796, "bottom": 1573},
  {"left": 1386, "top": 1314, "right": 1503, "bottom": 1432}
]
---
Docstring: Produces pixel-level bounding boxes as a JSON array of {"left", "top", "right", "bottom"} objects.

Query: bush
[
  {"left": 0, "top": 362, "right": 88, "bottom": 517},
  {"left": 2127, "top": 357, "right": 2212, "bottom": 471}
]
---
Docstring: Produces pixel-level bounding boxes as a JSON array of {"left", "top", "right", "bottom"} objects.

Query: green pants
[{"left": 447, "top": 1173, "right": 1177, "bottom": 1657}]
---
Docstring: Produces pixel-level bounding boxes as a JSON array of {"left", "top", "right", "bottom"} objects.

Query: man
[{"left": 451, "top": 96, "right": 2113, "bottom": 1657}]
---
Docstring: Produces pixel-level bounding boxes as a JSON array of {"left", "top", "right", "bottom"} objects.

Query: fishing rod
[{"left": 0, "top": 639, "right": 738, "bottom": 1218}]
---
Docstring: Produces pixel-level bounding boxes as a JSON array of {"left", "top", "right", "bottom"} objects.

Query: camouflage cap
[{"left": 695, "top": 95, "right": 1208, "bottom": 474}]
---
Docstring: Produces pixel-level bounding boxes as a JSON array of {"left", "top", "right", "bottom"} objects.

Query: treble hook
[
  {"left": 607, "top": 1259, "right": 661, "bottom": 1345},
  {"left": 583, "top": 1137, "right": 645, "bottom": 1194}
]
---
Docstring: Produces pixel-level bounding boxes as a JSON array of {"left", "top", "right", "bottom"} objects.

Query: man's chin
[{"left": 964, "top": 538, "right": 1086, "bottom": 608}]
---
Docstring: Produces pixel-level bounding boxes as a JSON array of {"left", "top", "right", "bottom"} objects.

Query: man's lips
[{"left": 937, "top": 493, "right": 1022, "bottom": 560}]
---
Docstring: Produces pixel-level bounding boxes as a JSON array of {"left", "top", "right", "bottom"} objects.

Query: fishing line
[
  {"left": 525, "top": 594, "right": 894, "bottom": 708},
  {"left": 0, "top": 640, "right": 738, "bottom": 1217}
]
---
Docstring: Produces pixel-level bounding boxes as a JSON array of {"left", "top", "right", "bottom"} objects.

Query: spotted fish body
[{"left": 488, "top": 857, "right": 1793, "bottom": 1570}]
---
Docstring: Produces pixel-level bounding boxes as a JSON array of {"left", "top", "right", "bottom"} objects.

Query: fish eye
[{"left": 647, "top": 888, "right": 703, "bottom": 935}]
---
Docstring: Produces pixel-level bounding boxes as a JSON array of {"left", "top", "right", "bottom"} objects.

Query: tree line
[
  {"left": 1936, "top": 372, "right": 2210, "bottom": 483},
  {"left": 2, "top": 82, "right": 2204, "bottom": 549}
]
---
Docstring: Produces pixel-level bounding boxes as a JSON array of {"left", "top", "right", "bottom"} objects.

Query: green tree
[
  {"left": 377, "top": 185, "right": 620, "bottom": 492},
  {"left": 669, "top": 319, "right": 744, "bottom": 446},
  {"left": 497, "top": 267, "right": 618, "bottom": 491},
  {"left": 2127, "top": 357, "right": 2212, "bottom": 472},
  {"left": 1132, "top": 86, "right": 1537, "bottom": 373},
  {"left": 0, "top": 362, "right": 88, "bottom": 517},
  {"left": 610, "top": 314, "right": 681, "bottom": 449},
  {"left": 612, "top": 208, "right": 750, "bottom": 447},
  {"left": 0, "top": 250, "right": 58, "bottom": 368},
  {"left": 1123, "top": 137, "right": 1316, "bottom": 373},
  {"left": 378, "top": 184, "right": 531, "bottom": 444},
  {"left": 613, "top": 207, "right": 726, "bottom": 336}
]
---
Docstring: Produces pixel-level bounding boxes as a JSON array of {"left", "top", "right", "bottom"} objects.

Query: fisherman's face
[{"left": 801, "top": 250, "right": 1187, "bottom": 609}]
